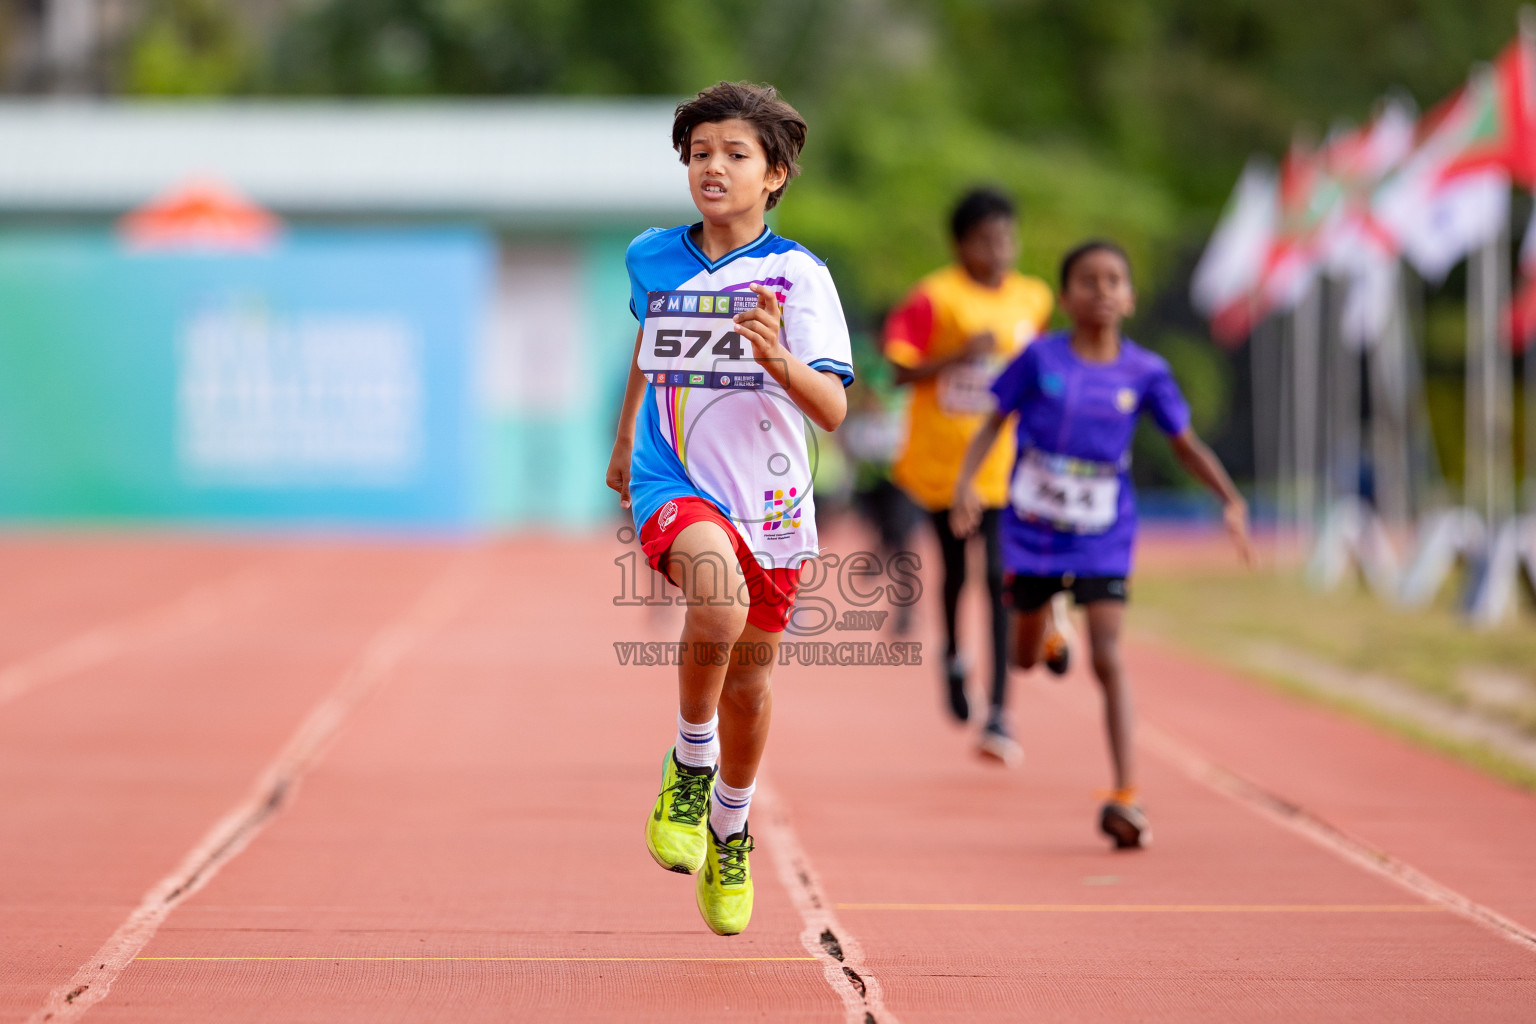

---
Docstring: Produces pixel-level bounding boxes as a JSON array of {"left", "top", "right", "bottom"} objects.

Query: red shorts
[{"left": 639, "top": 496, "right": 801, "bottom": 633}]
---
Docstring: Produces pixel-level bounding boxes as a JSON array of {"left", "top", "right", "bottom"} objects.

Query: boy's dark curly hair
[{"left": 672, "top": 82, "right": 807, "bottom": 211}]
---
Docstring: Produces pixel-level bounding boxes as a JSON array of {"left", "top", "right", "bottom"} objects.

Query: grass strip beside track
[{"left": 1132, "top": 560, "right": 1536, "bottom": 792}]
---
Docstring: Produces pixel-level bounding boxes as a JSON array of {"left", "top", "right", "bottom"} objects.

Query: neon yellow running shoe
[
  {"left": 645, "top": 748, "right": 713, "bottom": 874},
  {"left": 696, "top": 826, "right": 754, "bottom": 935}
]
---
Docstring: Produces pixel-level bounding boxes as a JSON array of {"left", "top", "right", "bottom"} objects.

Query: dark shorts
[{"left": 1005, "top": 573, "right": 1128, "bottom": 612}]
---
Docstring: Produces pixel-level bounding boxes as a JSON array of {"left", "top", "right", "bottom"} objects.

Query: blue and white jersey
[{"left": 625, "top": 224, "right": 854, "bottom": 569}]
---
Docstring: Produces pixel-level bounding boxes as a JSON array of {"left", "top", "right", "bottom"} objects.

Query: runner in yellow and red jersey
[{"left": 884, "top": 188, "right": 1071, "bottom": 764}]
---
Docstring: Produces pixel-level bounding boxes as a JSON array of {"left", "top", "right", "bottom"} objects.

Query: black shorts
[{"left": 1006, "top": 573, "right": 1128, "bottom": 611}]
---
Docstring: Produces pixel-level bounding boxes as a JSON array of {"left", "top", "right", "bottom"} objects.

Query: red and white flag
[
  {"left": 1503, "top": 25, "right": 1536, "bottom": 352},
  {"left": 1509, "top": 203, "right": 1536, "bottom": 352},
  {"left": 1318, "top": 99, "right": 1416, "bottom": 347},
  {"left": 1191, "top": 157, "right": 1277, "bottom": 345},
  {"left": 1373, "top": 37, "right": 1536, "bottom": 283},
  {"left": 1193, "top": 138, "right": 1340, "bottom": 346}
]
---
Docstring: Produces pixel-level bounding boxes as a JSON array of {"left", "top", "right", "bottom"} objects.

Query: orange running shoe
[
  {"left": 1099, "top": 789, "right": 1151, "bottom": 850},
  {"left": 1042, "top": 626, "right": 1070, "bottom": 677}
]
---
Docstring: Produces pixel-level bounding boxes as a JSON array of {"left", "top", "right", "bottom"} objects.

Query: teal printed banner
[{"left": 0, "top": 229, "right": 493, "bottom": 529}]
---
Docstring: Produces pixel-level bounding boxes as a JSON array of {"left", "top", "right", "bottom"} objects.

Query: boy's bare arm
[
  {"left": 1169, "top": 428, "right": 1253, "bottom": 564},
  {"left": 606, "top": 326, "right": 647, "bottom": 509},
  {"left": 948, "top": 411, "right": 1008, "bottom": 537},
  {"left": 733, "top": 283, "right": 847, "bottom": 431},
  {"left": 889, "top": 330, "right": 996, "bottom": 386}
]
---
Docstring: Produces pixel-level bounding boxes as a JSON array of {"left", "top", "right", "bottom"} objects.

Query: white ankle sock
[
  {"left": 710, "top": 777, "right": 754, "bottom": 839},
  {"left": 674, "top": 712, "right": 718, "bottom": 769}
]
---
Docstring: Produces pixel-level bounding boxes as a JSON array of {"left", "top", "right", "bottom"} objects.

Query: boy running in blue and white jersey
[
  {"left": 607, "top": 83, "right": 852, "bottom": 934},
  {"left": 952, "top": 240, "right": 1251, "bottom": 849}
]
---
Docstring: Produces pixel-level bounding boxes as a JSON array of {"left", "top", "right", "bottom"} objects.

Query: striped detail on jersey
[
  {"left": 681, "top": 225, "right": 776, "bottom": 272},
  {"left": 808, "top": 357, "right": 855, "bottom": 387},
  {"left": 667, "top": 383, "right": 692, "bottom": 466}
]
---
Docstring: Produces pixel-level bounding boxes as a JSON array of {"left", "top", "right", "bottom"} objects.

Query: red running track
[{"left": 0, "top": 529, "right": 1531, "bottom": 1022}]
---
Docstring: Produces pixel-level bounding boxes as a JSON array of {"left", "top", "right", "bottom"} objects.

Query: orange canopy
[{"left": 119, "top": 178, "right": 280, "bottom": 250}]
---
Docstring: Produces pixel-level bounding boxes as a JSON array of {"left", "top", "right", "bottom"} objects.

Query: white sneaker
[{"left": 977, "top": 716, "right": 1023, "bottom": 766}]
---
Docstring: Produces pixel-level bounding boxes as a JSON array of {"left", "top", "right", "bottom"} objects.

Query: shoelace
[
  {"left": 714, "top": 833, "right": 754, "bottom": 886},
  {"left": 665, "top": 771, "right": 711, "bottom": 825}
]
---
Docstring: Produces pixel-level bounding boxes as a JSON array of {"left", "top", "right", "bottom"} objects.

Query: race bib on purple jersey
[{"left": 1009, "top": 448, "right": 1120, "bottom": 535}]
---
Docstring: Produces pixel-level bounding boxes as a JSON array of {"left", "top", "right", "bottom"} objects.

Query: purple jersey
[{"left": 988, "top": 331, "right": 1191, "bottom": 578}]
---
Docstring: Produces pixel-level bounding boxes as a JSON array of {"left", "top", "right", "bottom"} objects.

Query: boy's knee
[
  {"left": 1089, "top": 644, "right": 1120, "bottom": 684},
  {"left": 722, "top": 674, "right": 772, "bottom": 715},
  {"left": 686, "top": 600, "right": 747, "bottom": 642}
]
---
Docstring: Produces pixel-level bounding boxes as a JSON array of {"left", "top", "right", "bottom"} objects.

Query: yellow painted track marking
[{"left": 135, "top": 956, "right": 817, "bottom": 962}]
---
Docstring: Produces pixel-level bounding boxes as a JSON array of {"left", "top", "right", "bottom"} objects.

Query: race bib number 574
[{"left": 642, "top": 290, "right": 764, "bottom": 390}]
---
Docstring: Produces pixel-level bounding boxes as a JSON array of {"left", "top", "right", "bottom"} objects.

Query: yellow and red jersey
[{"left": 883, "top": 265, "right": 1053, "bottom": 511}]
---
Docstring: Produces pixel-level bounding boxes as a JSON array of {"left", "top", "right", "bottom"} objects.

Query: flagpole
[
  {"left": 1465, "top": 218, "right": 1519, "bottom": 625},
  {"left": 1332, "top": 280, "right": 1362, "bottom": 516},
  {"left": 1402, "top": 265, "right": 1443, "bottom": 514},
  {"left": 1465, "top": 216, "right": 1516, "bottom": 630},
  {"left": 1504, "top": 5, "right": 1535, "bottom": 521},
  {"left": 1276, "top": 309, "right": 1295, "bottom": 568},
  {"left": 1516, "top": 6, "right": 1536, "bottom": 598},
  {"left": 1467, "top": 236, "right": 1490, "bottom": 526},
  {"left": 1294, "top": 281, "right": 1322, "bottom": 556},
  {"left": 1526, "top": 331, "right": 1535, "bottom": 511},
  {"left": 1370, "top": 268, "right": 1412, "bottom": 526},
  {"left": 1318, "top": 277, "right": 1335, "bottom": 524},
  {"left": 1487, "top": 221, "right": 1514, "bottom": 526},
  {"left": 1466, "top": 246, "right": 1478, "bottom": 523},
  {"left": 1250, "top": 314, "right": 1277, "bottom": 539}
]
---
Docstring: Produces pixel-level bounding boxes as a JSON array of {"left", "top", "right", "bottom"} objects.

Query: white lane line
[
  {"left": 755, "top": 776, "right": 901, "bottom": 1024},
  {"left": 27, "top": 559, "right": 481, "bottom": 1024},
  {"left": 1035, "top": 676, "right": 1536, "bottom": 954},
  {"left": 1138, "top": 722, "right": 1536, "bottom": 955},
  {"left": 0, "top": 564, "right": 274, "bottom": 709}
]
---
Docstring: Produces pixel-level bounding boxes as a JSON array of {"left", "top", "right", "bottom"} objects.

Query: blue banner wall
[{"left": 0, "top": 228, "right": 494, "bottom": 529}]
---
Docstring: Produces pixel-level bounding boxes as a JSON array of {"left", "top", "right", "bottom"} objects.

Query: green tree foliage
[
  {"left": 238, "top": 0, "right": 1188, "bottom": 308},
  {"left": 125, "top": 0, "right": 1536, "bottom": 292},
  {"left": 126, "top": 0, "right": 251, "bottom": 96},
  {"left": 117, "top": 0, "right": 1536, "bottom": 487}
]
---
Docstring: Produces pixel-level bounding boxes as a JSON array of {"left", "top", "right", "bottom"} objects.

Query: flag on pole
[
  {"left": 1193, "top": 27, "right": 1536, "bottom": 346},
  {"left": 1493, "top": 28, "right": 1536, "bottom": 187},
  {"left": 1192, "top": 139, "right": 1339, "bottom": 347},
  {"left": 1193, "top": 114, "right": 1411, "bottom": 347},
  {"left": 1509, "top": 202, "right": 1536, "bottom": 352},
  {"left": 1502, "top": 21, "right": 1536, "bottom": 352},
  {"left": 1372, "top": 48, "right": 1536, "bottom": 282},
  {"left": 1260, "top": 138, "right": 1339, "bottom": 315},
  {"left": 1318, "top": 99, "right": 1416, "bottom": 347},
  {"left": 1191, "top": 157, "right": 1278, "bottom": 344}
]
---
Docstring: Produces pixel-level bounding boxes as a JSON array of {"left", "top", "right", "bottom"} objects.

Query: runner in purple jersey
[{"left": 951, "top": 240, "right": 1252, "bottom": 850}]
